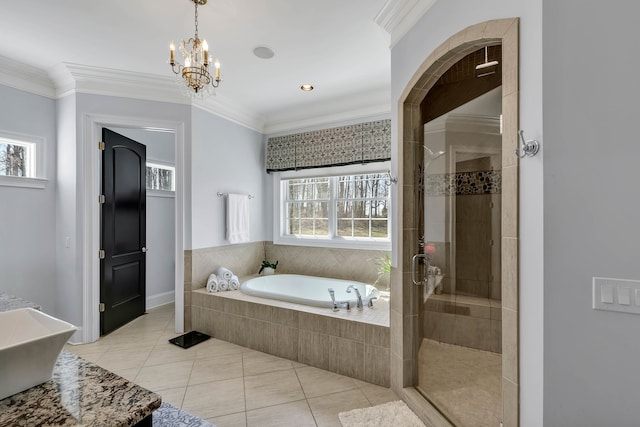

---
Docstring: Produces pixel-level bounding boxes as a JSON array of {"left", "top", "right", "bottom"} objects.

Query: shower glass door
[{"left": 416, "top": 110, "right": 503, "bottom": 426}]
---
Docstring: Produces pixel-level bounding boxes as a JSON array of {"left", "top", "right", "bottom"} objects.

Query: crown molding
[
  {"left": 46, "top": 62, "right": 266, "bottom": 132},
  {"left": 263, "top": 103, "right": 391, "bottom": 135},
  {"left": 0, "top": 55, "right": 56, "bottom": 98},
  {"left": 375, "top": 0, "right": 437, "bottom": 47}
]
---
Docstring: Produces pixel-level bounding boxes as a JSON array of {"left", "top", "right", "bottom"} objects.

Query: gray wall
[
  {"left": 191, "top": 107, "right": 266, "bottom": 249},
  {"left": 543, "top": 2, "right": 640, "bottom": 425},
  {"left": 0, "top": 85, "right": 57, "bottom": 315},
  {"left": 391, "top": 1, "right": 544, "bottom": 425}
]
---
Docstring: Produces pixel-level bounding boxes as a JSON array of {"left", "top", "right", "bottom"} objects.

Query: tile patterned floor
[{"left": 65, "top": 304, "right": 398, "bottom": 427}]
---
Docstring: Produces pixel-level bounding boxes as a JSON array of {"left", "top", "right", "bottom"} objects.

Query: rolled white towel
[
  {"left": 206, "top": 274, "right": 219, "bottom": 293},
  {"left": 229, "top": 275, "right": 240, "bottom": 290},
  {"left": 216, "top": 267, "right": 233, "bottom": 280},
  {"left": 218, "top": 278, "right": 230, "bottom": 291}
]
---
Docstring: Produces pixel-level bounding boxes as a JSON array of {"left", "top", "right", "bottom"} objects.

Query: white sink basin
[{"left": 0, "top": 308, "right": 77, "bottom": 400}]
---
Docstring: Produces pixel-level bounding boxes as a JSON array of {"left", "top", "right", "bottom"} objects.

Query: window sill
[
  {"left": 147, "top": 189, "right": 175, "bottom": 198},
  {"left": 274, "top": 235, "right": 391, "bottom": 251},
  {"left": 0, "top": 176, "right": 47, "bottom": 189}
]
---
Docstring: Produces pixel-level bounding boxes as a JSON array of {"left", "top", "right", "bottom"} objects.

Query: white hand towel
[
  {"left": 226, "top": 193, "right": 250, "bottom": 244},
  {"left": 229, "top": 275, "right": 240, "bottom": 290},
  {"left": 206, "top": 274, "right": 219, "bottom": 293},
  {"left": 216, "top": 267, "right": 233, "bottom": 280},
  {"left": 218, "top": 278, "right": 230, "bottom": 291}
]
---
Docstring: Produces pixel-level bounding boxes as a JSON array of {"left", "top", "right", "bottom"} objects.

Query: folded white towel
[
  {"left": 218, "top": 278, "right": 230, "bottom": 291},
  {"left": 216, "top": 267, "right": 233, "bottom": 280},
  {"left": 229, "top": 275, "right": 240, "bottom": 290},
  {"left": 226, "top": 193, "right": 250, "bottom": 244},
  {"left": 206, "top": 274, "right": 219, "bottom": 293}
]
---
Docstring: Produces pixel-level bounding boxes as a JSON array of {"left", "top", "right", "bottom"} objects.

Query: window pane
[
  {"left": 0, "top": 143, "right": 29, "bottom": 177},
  {"left": 371, "top": 219, "right": 389, "bottom": 238},
  {"left": 315, "top": 219, "right": 329, "bottom": 236},
  {"left": 353, "top": 220, "right": 370, "bottom": 237},
  {"left": 337, "top": 219, "right": 353, "bottom": 237},
  {"left": 286, "top": 178, "right": 330, "bottom": 201},
  {"left": 146, "top": 164, "right": 175, "bottom": 191}
]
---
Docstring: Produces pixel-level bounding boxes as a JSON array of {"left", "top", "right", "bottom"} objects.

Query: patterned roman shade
[{"left": 266, "top": 119, "right": 391, "bottom": 172}]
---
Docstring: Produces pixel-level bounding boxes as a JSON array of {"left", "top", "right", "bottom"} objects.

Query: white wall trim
[
  {"left": 375, "top": 0, "right": 438, "bottom": 48},
  {"left": 264, "top": 103, "right": 391, "bottom": 135},
  {"left": 146, "top": 291, "right": 176, "bottom": 310},
  {"left": 0, "top": 55, "right": 56, "bottom": 98},
  {"left": 82, "top": 113, "right": 185, "bottom": 343},
  {"left": 49, "top": 63, "right": 266, "bottom": 133}
]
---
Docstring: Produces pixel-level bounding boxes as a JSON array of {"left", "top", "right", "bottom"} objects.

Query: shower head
[{"left": 476, "top": 46, "right": 499, "bottom": 77}]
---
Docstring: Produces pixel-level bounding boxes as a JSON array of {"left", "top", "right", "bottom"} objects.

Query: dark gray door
[{"left": 100, "top": 128, "right": 146, "bottom": 335}]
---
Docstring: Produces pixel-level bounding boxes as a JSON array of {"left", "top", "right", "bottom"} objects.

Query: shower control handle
[{"left": 411, "top": 253, "right": 429, "bottom": 286}]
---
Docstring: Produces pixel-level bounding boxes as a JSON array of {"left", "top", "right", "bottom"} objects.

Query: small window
[
  {"left": 146, "top": 163, "right": 175, "bottom": 192},
  {"left": 0, "top": 131, "right": 46, "bottom": 188}
]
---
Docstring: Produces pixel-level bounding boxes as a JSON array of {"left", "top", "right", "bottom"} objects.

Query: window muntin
[
  {"left": 146, "top": 163, "right": 175, "bottom": 191},
  {"left": 280, "top": 171, "right": 390, "bottom": 246}
]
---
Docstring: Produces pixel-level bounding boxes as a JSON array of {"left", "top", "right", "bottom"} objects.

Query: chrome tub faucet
[{"left": 346, "top": 285, "right": 363, "bottom": 310}]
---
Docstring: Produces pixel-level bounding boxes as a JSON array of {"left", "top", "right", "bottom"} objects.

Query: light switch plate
[{"left": 593, "top": 277, "right": 640, "bottom": 315}]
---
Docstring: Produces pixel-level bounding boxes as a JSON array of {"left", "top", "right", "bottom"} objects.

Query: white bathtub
[{"left": 240, "top": 274, "right": 380, "bottom": 309}]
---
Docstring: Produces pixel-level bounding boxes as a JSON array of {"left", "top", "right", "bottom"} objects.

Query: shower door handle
[{"left": 411, "top": 253, "right": 429, "bottom": 286}]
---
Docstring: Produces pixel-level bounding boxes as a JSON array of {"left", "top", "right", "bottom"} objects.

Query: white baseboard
[{"left": 146, "top": 291, "right": 175, "bottom": 310}]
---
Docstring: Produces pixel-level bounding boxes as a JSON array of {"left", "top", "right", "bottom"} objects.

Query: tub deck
[{"left": 191, "top": 287, "right": 390, "bottom": 387}]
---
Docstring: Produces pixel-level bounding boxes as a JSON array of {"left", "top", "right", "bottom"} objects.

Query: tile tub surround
[
  {"left": 0, "top": 350, "right": 161, "bottom": 426},
  {"left": 191, "top": 288, "right": 391, "bottom": 387},
  {"left": 264, "top": 243, "right": 391, "bottom": 291}
]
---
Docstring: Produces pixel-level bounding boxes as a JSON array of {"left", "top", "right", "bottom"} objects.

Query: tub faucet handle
[
  {"left": 328, "top": 288, "right": 339, "bottom": 312},
  {"left": 367, "top": 297, "right": 378, "bottom": 308}
]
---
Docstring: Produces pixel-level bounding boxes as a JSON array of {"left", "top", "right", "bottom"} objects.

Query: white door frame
[{"left": 82, "top": 113, "right": 185, "bottom": 343}]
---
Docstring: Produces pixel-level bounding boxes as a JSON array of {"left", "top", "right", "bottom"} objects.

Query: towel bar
[{"left": 217, "top": 192, "right": 255, "bottom": 199}]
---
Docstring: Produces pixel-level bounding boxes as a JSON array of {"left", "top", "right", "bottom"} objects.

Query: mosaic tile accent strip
[
  {"left": 266, "top": 119, "right": 391, "bottom": 172},
  {"left": 425, "top": 170, "right": 501, "bottom": 196}
]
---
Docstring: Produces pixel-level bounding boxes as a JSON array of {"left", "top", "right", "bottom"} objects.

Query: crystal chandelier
[{"left": 169, "top": 0, "right": 221, "bottom": 98}]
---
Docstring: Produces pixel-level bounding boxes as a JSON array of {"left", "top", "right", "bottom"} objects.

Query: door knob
[{"left": 141, "top": 247, "right": 148, "bottom": 253}]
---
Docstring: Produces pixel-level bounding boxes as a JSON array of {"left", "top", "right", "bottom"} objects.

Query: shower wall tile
[
  {"left": 502, "top": 237, "right": 518, "bottom": 311},
  {"left": 502, "top": 91, "right": 519, "bottom": 169},
  {"left": 502, "top": 377, "right": 519, "bottom": 427},
  {"left": 502, "top": 308, "right": 518, "bottom": 384},
  {"left": 502, "top": 165, "right": 518, "bottom": 239},
  {"left": 184, "top": 250, "right": 192, "bottom": 283}
]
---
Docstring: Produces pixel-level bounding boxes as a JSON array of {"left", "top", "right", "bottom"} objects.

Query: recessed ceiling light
[
  {"left": 253, "top": 46, "right": 275, "bottom": 59},
  {"left": 300, "top": 84, "right": 314, "bottom": 91}
]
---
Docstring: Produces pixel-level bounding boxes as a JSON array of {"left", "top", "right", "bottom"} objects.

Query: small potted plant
[{"left": 259, "top": 260, "right": 278, "bottom": 275}]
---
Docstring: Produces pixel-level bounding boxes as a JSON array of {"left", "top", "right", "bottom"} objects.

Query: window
[
  {"left": 276, "top": 166, "right": 391, "bottom": 250},
  {"left": 146, "top": 162, "right": 175, "bottom": 192},
  {"left": 0, "top": 131, "right": 46, "bottom": 188}
]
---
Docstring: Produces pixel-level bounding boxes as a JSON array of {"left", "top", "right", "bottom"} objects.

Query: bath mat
[
  {"left": 338, "top": 400, "right": 426, "bottom": 427},
  {"left": 153, "top": 402, "right": 216, "bottom": 426},
  {"left": 169, "top": 331, "right": 211, "bottom": 349}
]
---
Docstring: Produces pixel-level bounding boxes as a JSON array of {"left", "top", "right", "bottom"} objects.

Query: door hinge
[
  {"left": 98, "top": 249, "right": 105, "bottom": 259},
  {"left": 98, "top": 194, "right": 105, "bottom": 204},
  {"left": 98, "top": 141, "right": 105, "bottom": 151},
  {"left": 99, "top": 303, "right": 105, "bottom": 313},
  {"left": 489, "top": 239, "right": 494, "bottom": 246}
]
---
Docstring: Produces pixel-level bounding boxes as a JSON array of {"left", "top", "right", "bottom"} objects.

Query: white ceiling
[{"left": 0, "top": 0, "right": 393, "bottom": 132}]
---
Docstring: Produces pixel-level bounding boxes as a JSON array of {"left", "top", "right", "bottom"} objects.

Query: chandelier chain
[{"left": 194, "top": 1, "right": 199, "bottom": 39}]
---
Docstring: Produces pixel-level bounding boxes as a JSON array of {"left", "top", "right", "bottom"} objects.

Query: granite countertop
[
  {"left": 0, "top": 293, "right": 41, "bottom": 312},
  {"left": 0, "top": 350, "right": 161, "bottom": 426}
]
